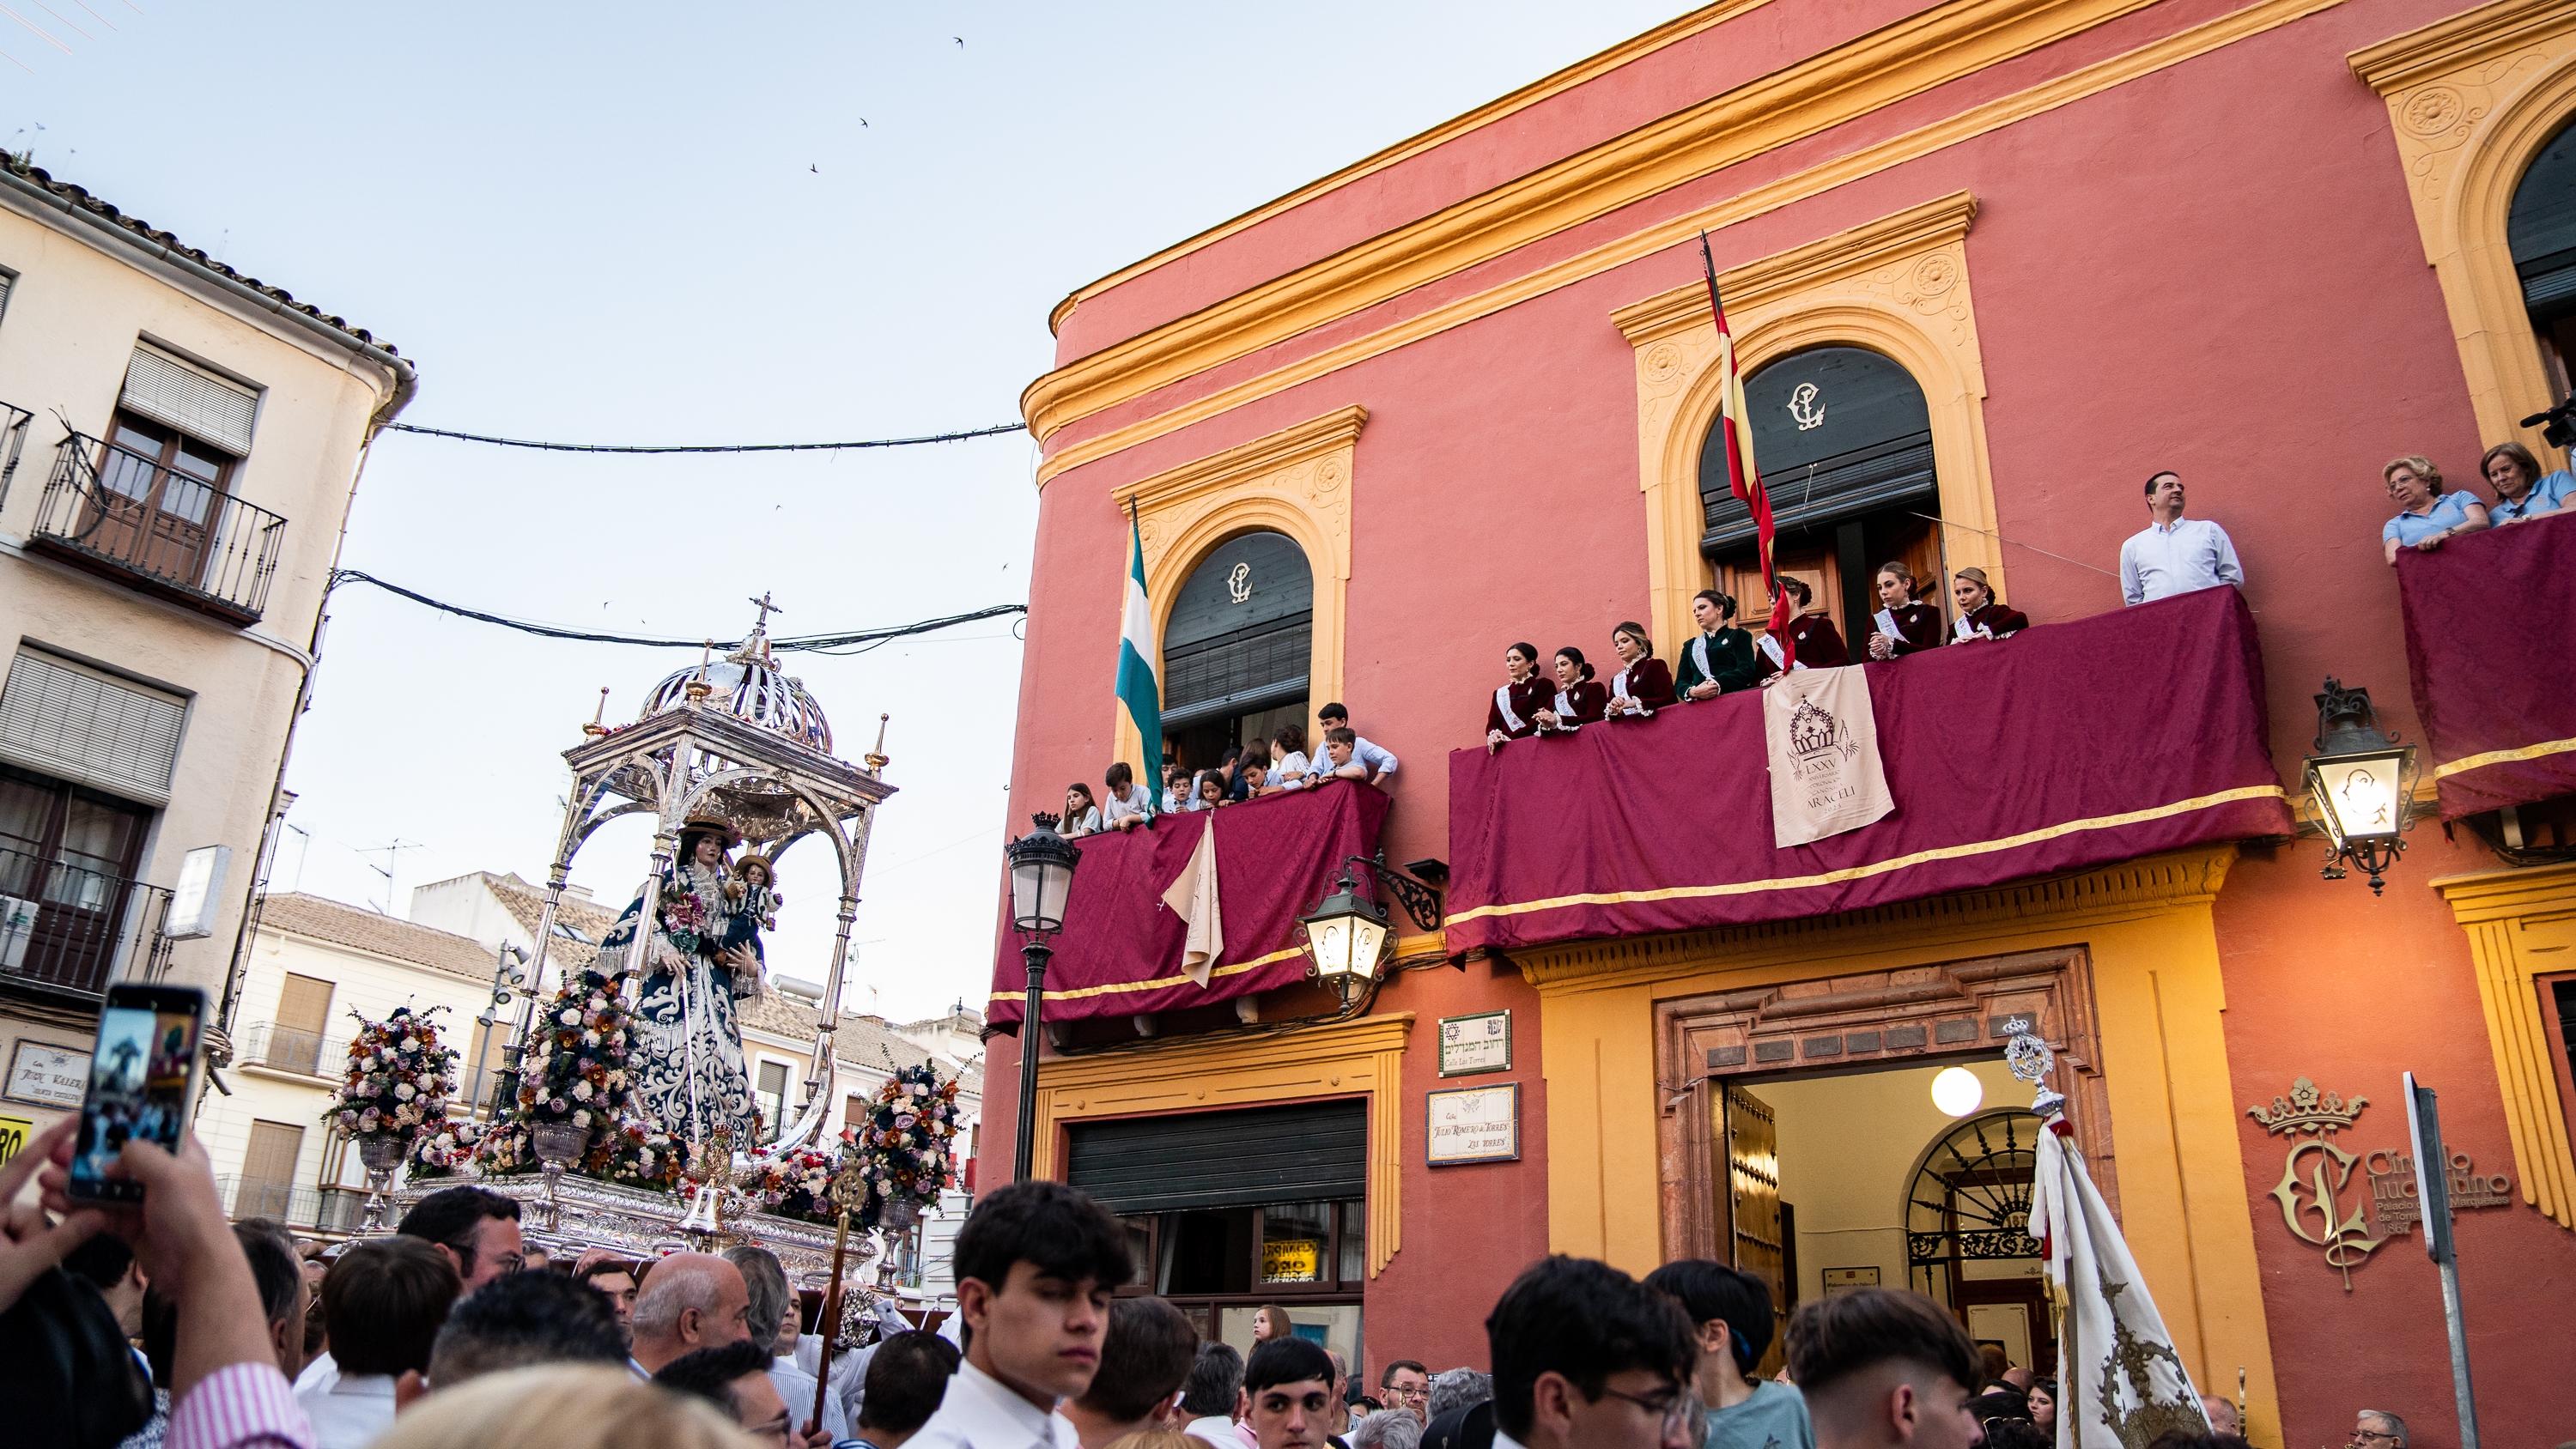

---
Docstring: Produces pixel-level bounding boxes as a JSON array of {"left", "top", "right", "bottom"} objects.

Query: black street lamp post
[{"left": 1005, "top": 813, "right": 1081, "bottom": 1183}]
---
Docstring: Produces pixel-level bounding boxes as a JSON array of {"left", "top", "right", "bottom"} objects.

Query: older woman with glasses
[{"left": 2382, "top": 455, "right": 2488, "bottom": 564}]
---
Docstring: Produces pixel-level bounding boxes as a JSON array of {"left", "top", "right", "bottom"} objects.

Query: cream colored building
[{"left": 0, "top": 154, "right": 413, "bottom": 1138}]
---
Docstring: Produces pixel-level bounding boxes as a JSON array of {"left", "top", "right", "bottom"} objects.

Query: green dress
[{"left": 1672, "top": 626, "right": 1760, "bottom": 697}]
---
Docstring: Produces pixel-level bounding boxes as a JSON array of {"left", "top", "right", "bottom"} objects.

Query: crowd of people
[
  {"left": 1060, "top": 704, "right": 1398, "bottom": 839},
  {"left": 11, "top": 1130, "right": 2464, "bottom": 1449}
]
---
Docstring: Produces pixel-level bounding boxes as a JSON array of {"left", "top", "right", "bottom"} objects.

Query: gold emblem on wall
[{"left": 2245, "top": 1077, "right": 2381, "bottom": 1291}]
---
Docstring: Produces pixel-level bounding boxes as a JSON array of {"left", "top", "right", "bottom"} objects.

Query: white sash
[
  {"left": 1953, "top": 612, "right": 1994, "bottom": 642},
  {"left": 1874, "top": 608, "right": 1899, "bottom": 643},
  {"left": 1759, "top": 633, "right": 1795, "bottom": 671},
  {"left": 1690, "top": 634, "right": 1713, "bottom": 681},
  {"left": 1492, "top": 683, "right": 1527, "bottom": 733}
]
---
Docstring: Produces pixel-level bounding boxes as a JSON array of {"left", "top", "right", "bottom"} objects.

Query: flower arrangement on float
[
  {"left": 580, "top": 1113, "right": 689, "bottom": 1191},
  {"left": 852, "top": 1062, "right": 962, "bottom": 1229},
  {"left": 407, "top": 1119, "right": 484, "bottom": 1179},
  {"left": 517, "top": 966, "right": 635, "bottom": 1133},
  {"left": 739, "top": 1143, "right": 842, "bottom": 1223},
  {"left": 320, "top": 1006, "right": 457, "bottom": 1153}
]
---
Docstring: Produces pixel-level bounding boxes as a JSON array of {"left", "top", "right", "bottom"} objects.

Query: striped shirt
[{"left": 169, "top": 1363, "right": 313, "bottom": 1449}]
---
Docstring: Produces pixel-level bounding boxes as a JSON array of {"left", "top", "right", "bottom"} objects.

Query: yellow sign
[
  {"left": 1261, "top": 1239, "right": 1321, "bottom": 1283},
  {"left": 0, "top": 1113, "right": 32, "bottom": 1171}
]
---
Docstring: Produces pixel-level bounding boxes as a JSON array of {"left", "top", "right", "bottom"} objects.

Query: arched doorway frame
[
  {"left": 1109, "top": 406, "right": 1362, "bottom": 768},
  {"left": 1611, "top": 191, "right": 2005, "bottom": 661},
  {"left": 2352, "top": 2, "right": 2576, "bottom": 452}
]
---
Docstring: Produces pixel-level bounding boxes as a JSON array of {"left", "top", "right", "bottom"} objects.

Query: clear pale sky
[{"left": 8, "top": 1, "right": 1686, "bottom": 1022}]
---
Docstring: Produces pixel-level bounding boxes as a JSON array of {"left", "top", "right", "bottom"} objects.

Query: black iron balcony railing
[
  {"left": 216, "top": 1174, "right": 369, "bottom": 1231},
  {"left": 27, "top": 431, "right": 285, "bottom": 625},
  {"left": 0, "top": 843, "right": 175, "bottom": 997},
  {"left": 0, "top": 400, "right": 30, "bottom": 512},
  {"left": 236, "top": 1021, "right": 348, "bottom": 1077}
]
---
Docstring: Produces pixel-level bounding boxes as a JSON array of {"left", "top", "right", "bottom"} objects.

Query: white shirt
[
  {"left": 2119, "top": 516, "right": 2244, "bottom": 605},
  {"left": 1266, "top": 751, "right": 1310, "bottom": 787},
  {"left": 292, "top": 1350, "right": 337, "bottom": 1395},
  {"left": 773, "top": 1357, "right": 851, "bottom": 1441},
  {"left": 1103, "top": 784, "right": 1155, "bottom": 826},
  {"left": 296, "top": 1370, "right": 396, "bottom": 1449},
  {"left": 1347, "top": 735, "right": 1399, "bottom": 779},
  {"left": 1184, "top": 1416, "right": 1242, "bottom": 1449},
  {"left": 908, "top": 1360, "right": 1080, "bottom": 1449}
]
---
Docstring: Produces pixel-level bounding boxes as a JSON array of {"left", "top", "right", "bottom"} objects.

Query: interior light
[{"left": 1931, "top": 1066, "right": 1984, "bottom": 1118}]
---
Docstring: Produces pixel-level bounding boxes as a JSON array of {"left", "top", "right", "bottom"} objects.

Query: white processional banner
[
  {"left": 1159, "top": 823, "right": 1224, "bottom": 988},
  {"left": 2028, "top": 1101, "right": 2211, "bottom": 1449},
  {"left": 1761, "top": 667, "right": 1894, "bottom": 847}
]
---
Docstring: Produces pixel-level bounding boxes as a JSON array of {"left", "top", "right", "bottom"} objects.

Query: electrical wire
[
  {"left": 328, "top": 569, "right": 1024, "bottom": 655},
  {"left": 383, "top": 421, "right": 1025, "bottom": 454}
]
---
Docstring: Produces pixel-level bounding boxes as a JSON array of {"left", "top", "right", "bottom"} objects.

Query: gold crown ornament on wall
[{"left": 2245, "top": 1076, "right": 2368, "bottom": 1137}]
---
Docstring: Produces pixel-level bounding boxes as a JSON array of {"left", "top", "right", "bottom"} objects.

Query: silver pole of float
[{"left": 2403, "top": 1071, "right": 2478, "bottom": 1449}]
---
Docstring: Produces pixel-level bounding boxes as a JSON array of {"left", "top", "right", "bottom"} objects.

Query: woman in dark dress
[
  {"left": 1603, "top": 621, "right": 1676, "bottom": 718},
  {"left": 1948, "top": 567, "right": 2030, "bottom": 642},
  {"left": 1751, "top": 576, "right": 1849, "bottom": 685},
  {"left": 1864, "top": 561, "right": 1943, "bottom": 659},
  {"left": 1485, "top": 642, "right": 1550, "bottom": 752},
  {"left": 1534, "top": 646, "right": 1610, "bottom": 733}
]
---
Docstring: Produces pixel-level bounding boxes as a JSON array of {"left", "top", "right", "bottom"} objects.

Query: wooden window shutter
[
  {"left": 236, "top": 1119, "right": 304, "bottom": 1218},
  {"left": 0, "top": 649, "right": 187, "bottom": 805},
  {"left": 275, "top": 973, "right": 334, "bottom": 1035},
  {"left": 119, "top": 345, "right": 259, "bottom": 457}
]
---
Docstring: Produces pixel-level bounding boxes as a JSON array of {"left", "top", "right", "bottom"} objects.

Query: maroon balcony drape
[
  {"left": 1444, "top": 585, "right": 2292, "bottom": 955},
  {"left": 2397, "top": 513, "right": 2576, "bottom": 820},
  {"left": 987, "top": 780, "right": 1391, "bottom": 1025}
]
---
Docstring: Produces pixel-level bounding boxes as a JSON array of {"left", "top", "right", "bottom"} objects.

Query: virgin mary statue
[{"left": 598, "top": 817, "right": 765, "bottom": 1147}]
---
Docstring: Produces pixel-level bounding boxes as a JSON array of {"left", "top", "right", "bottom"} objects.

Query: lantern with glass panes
[
  {"left": 1295, "top": 854, "right": 1443, "bottom": 1009},
  {"left": 2300, "top": 679, "right": 2420, "bottom": 896},
  {"left": 1004, "top": 813, "right": 1082, "bottom": 1181}
]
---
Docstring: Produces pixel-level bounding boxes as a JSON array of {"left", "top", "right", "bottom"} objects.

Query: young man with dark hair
[
  {"left": 910, "top": 1179, "right": 1133, "bottom": 1449},
  {"left": 1064, "top": 1295, "right": 1200, "bottom": 1449},
  {"left": 1243, "top": 1337, "right": 1339, "bottom": 1449},
  {"left": 233, "top": 1218, "right": 310, "bottom": 1379},
  {"left": 424, "top": 1266, "right": 628, "bottom": 1388},
  {"left": 297, "top": 1236, "right": 459, "bottom": 1449},
  {"left": 574, "top": 1254, "right": 641, "bottom": 1336},
  {"left": 1314, "top": 704, "right": 1398, "bottom": 782},
  {"left": 850, "top": 1329, "right": 965, "bottom": 1449},
  {"left": 1643, "top": 1259, "right": 1813, "bottom": 1449},
  {"left": 1379, "top": 1361, "right": 1431, "bottom": 1426},
  {"left": 1783, "top": 1288, "right": 1984, "bottom": 1449},
  {"left": 656, "top": 1337, "right": 799, "bottom": 1448},
  {"left": 1183, "top": 1341, "right": 1251, "bottom": 1449},
  {"left": 393, "top": 1184, "right": 526, "bottom": 1300},
  {"left": 1485, "top": 1256, "right": 1697, "bottom": 1449}
]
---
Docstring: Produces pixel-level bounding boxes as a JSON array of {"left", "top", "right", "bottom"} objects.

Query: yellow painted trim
[
  {"left": 1449, "top": 785, "right": 2286, "bottom": 925},
  {"left": 1107, "top": 407, "right": 1363, "bottom": 771},
  {"left": 1611, "top": 191, "right": 2007, "bottom": 649},
  {"left": 2432, "top": 733, "right": 2576, "bottom": 779},
  {"left": 987, "top": 944, "right": 1304, "bottom": 1007},
  {"left": 1028, "top": 1013, "right": 1415, "bottom": 1276},
  {"left": 2348, "top": 0, "right": 2576, "bottom": 456},
  {"left": 1046, "top": 0, "right": 1780, "bottom": 335},
  {"left": 1023, "top": 0, "right": 2178, "bottom": 442},
  {"left": 2431, "top": 860, "right": 2576, "bottom": 1229},
  {"left": 1030, "top": 0, "right": 2352, "bottom": 487},
  {"left": 1522, "top": 844, "right": 2283, "bottom": 1446}
]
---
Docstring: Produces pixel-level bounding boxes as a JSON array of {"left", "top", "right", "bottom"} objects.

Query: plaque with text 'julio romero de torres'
[
  {"left": 1438, "top": 1009, "right": 1510, "bottom": 1076},
  {"left": 1427, "top": 1082, "right": 1520, "bottom": 1166}
]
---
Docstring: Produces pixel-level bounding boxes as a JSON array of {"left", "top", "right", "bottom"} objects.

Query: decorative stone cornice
[
  {"left": 2348, "top": 0, "right": 2572, "bottom": 90},
  {"left": 1609, "top": 192, "right": 1980, "bottom": 346},
  {"left": 1516, "top": 845, "right": 2238, "bottom": 991},
  {"left": 1112, "top": 405, "right": 1368, "bottom": 516}
]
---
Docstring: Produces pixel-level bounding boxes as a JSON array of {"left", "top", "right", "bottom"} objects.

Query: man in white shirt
[
  {"left": 843, "top": 1330, "right": 964, "bottom": 1449},
  {"left": 1180, "top": 1342, "right": 1249, "bottom": 1449},
  {"left": 907, "top": 1179, "right": 1133, "bottom": 1449},
  {"left": 2119, "top": 471, "right": 2245, "bottom": 606},
  {"left": 1061, "top": 1297, "right": 1200, "bottom": 1449},
  {"left": 1783, "top": 1289, "right": 1984, "bottom": 1449},
  {"left": 295, "top": 1236, "right": 459, "bottom": 1449},
  {"left": 1101, "top": 761, "right": 1156, "bottom": 832},
  {"left": 727, "top": 1243, "right": 852, "bottom": 1443},
  {"left": 1485, "top": 1257, "right": 1697, "bottom": 1449},
  {"left": 1242, "top": 1338, "right": 1338, "bottom": 1449},
  {"left": 629, "top": 1252, "right": 755, "bottom": 1379}
]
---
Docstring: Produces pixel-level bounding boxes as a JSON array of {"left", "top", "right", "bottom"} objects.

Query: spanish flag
[{"left": 1702, "top": 233, "right": 1797, "bottom": 659}]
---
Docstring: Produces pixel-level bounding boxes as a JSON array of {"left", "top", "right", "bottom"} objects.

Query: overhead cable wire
[
  {"left": 329, "top": 569, "right": 1024, "bottom": 654},
  {"left": 383, "top": 420, "right": 1026, "bottom": 454}
]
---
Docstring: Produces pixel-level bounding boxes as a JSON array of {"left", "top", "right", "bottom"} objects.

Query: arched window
[
  {"left": 1699, "top": 346, "right": 1945, "bottom": 648},
  {"left": 1904, "top": 1109, "right": 2051, "bottom": 1373},
  {"left": 1161, "top": 531, "right": 1313, "bottom": 769},
  {"left": 2512, "top": 115, "right": 2576, "bottom": 399}
]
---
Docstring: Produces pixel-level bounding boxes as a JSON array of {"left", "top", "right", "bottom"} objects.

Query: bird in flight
[
  {"left": 952, "top": 35, "right": 963, "bottom": 45},
  {"left": 811, "top": 164, "right": 819, "bottom": 172}
]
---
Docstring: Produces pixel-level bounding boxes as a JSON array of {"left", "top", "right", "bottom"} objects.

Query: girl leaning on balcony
[
  {"left": 1866, "top": 561, "right": 1944, "bottom": 659},
  {"left": 1947, "top": 567, "right": 2029, "bottom": 643},
  {"left": 2381, "top": 454, "right": 2489, "bottom": 565},
  {"left": 1602, "top": 621, "right": 1676, "bottom": 719},
  {"left": 1533, "top": 646, "right": 1609, "bottom": 734},
  {"left": 1485, "top": 641, "right": 1551, "bottom": 751}
]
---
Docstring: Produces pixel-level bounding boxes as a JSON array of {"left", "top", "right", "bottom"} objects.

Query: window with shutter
[
  {"left": 119, "top": 346, "right": 260, "bottom": 457},
  {"left": 0, "top": 650, "right": 186, "bottom": 806},
  {"left": 756, "top": 1059, "right": 790, "bottom": 1142},
  {"left": 237, "top": 1119, "right": 304, "bottom": 1219},
  {"left": 266, "top": 973, "right": 333, "bottom": 1076}
]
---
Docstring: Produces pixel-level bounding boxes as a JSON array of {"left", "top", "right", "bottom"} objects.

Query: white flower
[
  {"left": 572, "top": 1081, "right": 593, "bottom": 1100},
  {"left": 573, "top": 1109, "right": 592, "bottom": 1126},
  {"left": 395, "top": 1082, "right": 416, "bottom": 1100},
  {"left": 560, "top": 1009, "right": 581, "bottom": 1026}
]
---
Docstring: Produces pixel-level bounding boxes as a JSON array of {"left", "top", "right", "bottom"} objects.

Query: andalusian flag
[
  {"left": 1117, "top": 500, "right": 1164, "bottom": 788},
  {"left": 1702, "top": 233, "right": 1797, "bottom": 658}
]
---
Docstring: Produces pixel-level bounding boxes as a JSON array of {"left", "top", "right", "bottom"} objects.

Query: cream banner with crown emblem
[{"left": 1763, "top": 669, "right": 1894, "bottom": 847}]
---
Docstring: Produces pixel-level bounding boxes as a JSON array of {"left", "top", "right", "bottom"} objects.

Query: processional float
[{"left": 384, "top": 603, "right": 943, "bottom": 1301}]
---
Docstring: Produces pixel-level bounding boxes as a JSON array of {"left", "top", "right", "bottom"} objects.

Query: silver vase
[
  {"left": 530, "top": 1123, "right": 593, "bottom": 1233},
  {"left": 873, "top": 1196, "right": 921, "bottom": 1291},
  {"left": 356, "top": 1136, "right": 404, "bottom": 1232}
]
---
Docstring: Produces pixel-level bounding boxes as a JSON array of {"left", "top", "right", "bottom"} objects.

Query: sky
[{"left": 7, "top": 1, "right": 1688, "bottom": 1024}]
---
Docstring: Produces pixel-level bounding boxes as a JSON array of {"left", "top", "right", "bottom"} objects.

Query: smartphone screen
[{"left": 69, "top": 985, "right": 206, "bottom": 1203}]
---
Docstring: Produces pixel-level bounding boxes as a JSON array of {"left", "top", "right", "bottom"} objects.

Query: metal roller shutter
[
  {"left": 1067, "top": 1099, "right": 1366, "bottom": 1213},
  {"left": 120, "top": 346, "right": 260, "bottom": 457},
  {"left": 0, "top": 648, "right": 187, "bottom": 805}
]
